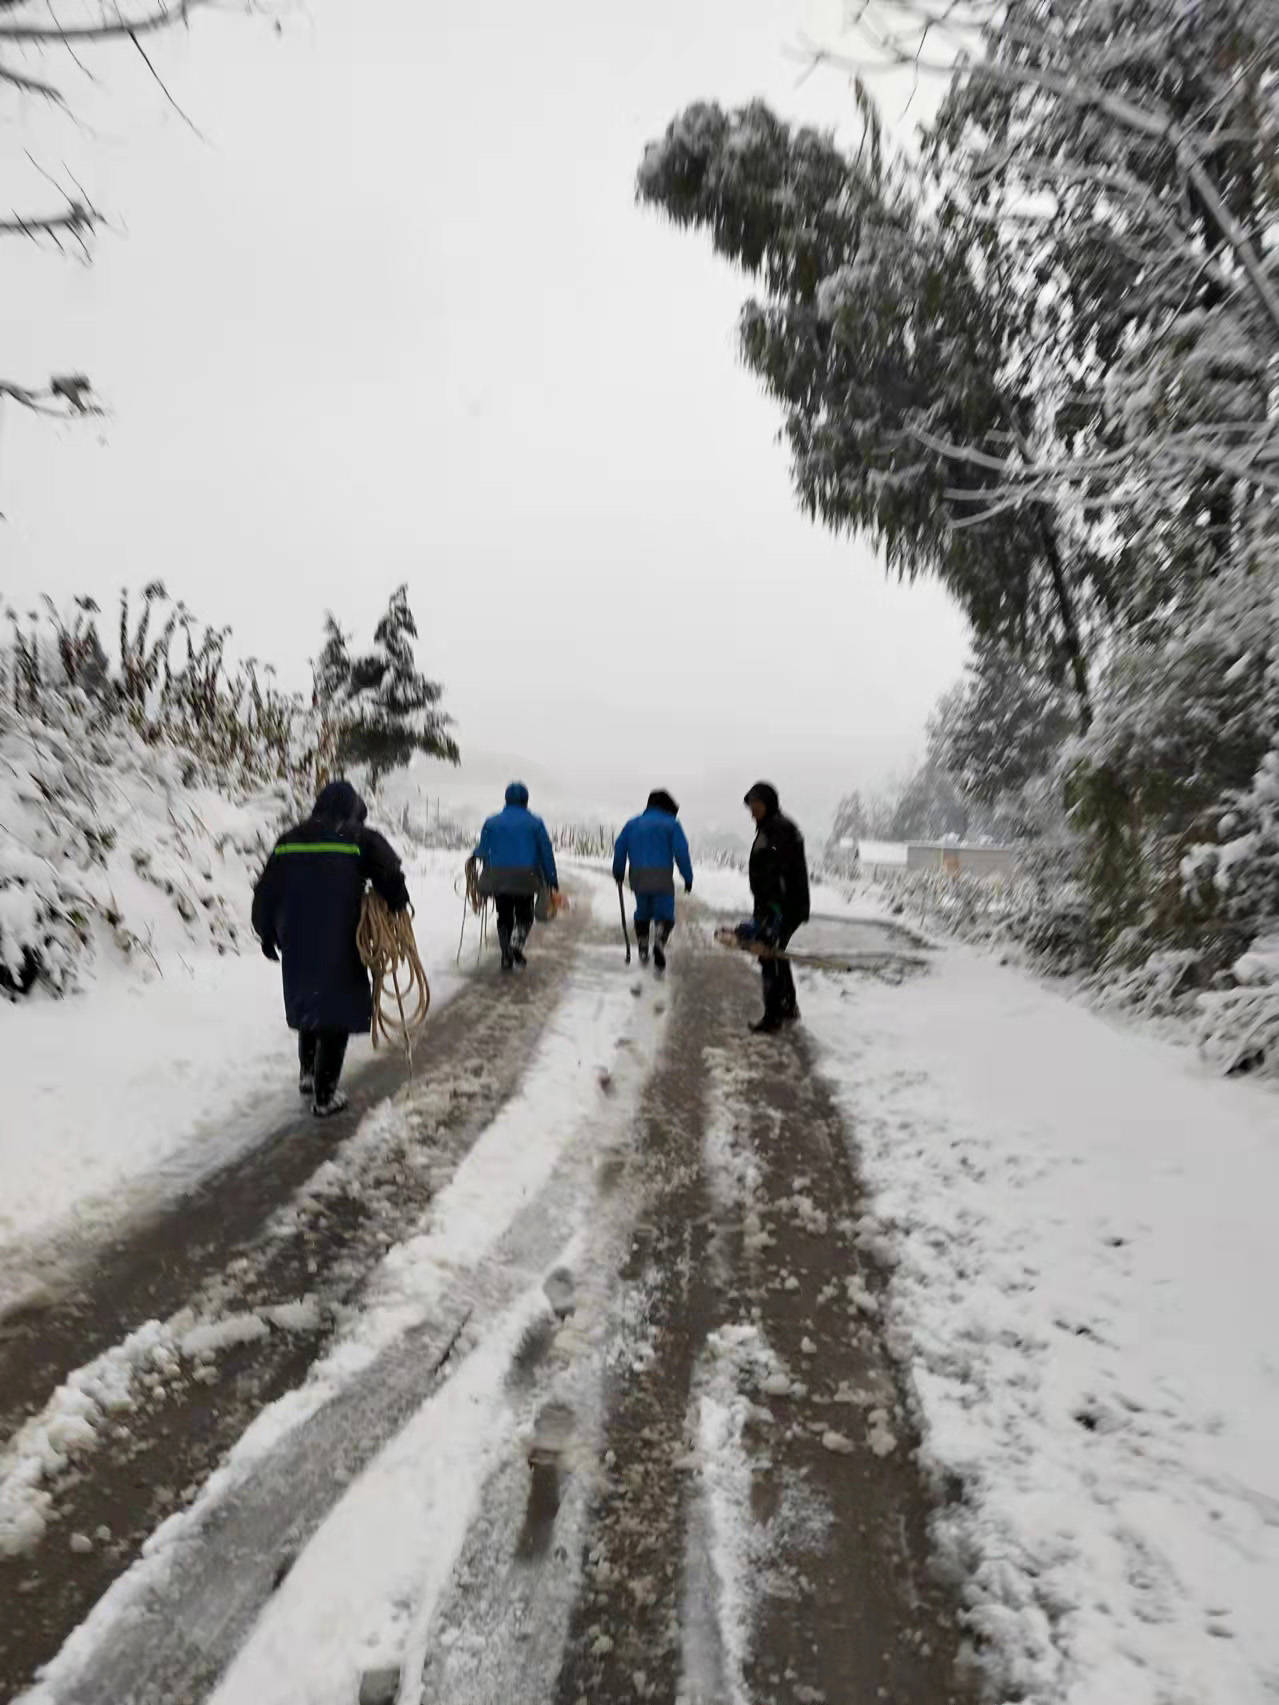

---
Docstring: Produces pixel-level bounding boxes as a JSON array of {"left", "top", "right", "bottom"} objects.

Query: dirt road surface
[{"left": 2, "top": 894, "right": 973, "bottom": 1705}]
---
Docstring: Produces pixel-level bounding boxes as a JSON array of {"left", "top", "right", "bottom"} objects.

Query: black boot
[
  {"left": 750, "top": 1012, "right": 785, "bottom": 1035},
  {"left": 511, "top": 924, "right": 528, "bottom": 968},
  {"left": 635, "top": 926, "right": 650, "bottom": 966},
  {"left": 497, "top": 924, "right": 514, "bottom": 972},
  {"left": 653, "top": 921, "right": 672, "bottom": 973}
]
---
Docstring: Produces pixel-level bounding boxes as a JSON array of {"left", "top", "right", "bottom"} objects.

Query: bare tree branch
[
  {"left": 128, "top": 23, "right": 206, "bottom": 138},
  {"left": 0, "top": 202, "right": 98, "bottom": 241},
  {"left": 0, "top": 374, "right": 101, "bottom": 416},
  {"left": 0, "top": 0, "right": 208, "bottom": 43},
  {"left": 0, "top": 55, "right": 66, "bottom": 100}
]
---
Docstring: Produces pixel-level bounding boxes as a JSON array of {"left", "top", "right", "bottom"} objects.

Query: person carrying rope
[
  {"left": 473, "top": 782, "right": 559, "bottom": 972},
  {"left": 252, "top": 779, "right": 410, "bottom": 1117},
  {"left": 612, "top": 789, "right": 693, "bottom": 973}
]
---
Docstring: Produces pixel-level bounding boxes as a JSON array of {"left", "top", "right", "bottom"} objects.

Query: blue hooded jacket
[
  {"left": 474, "top": 783, "right": 558, "bottom": 895},
  {"left": 613, "top": 789, "right": 693, "bottom": 895},
  {"left": 252, "top": 779, "right": 410, "bottom": 1034}
]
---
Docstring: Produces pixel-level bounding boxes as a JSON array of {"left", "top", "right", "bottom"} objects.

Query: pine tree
[
  {"left": 339, "top": 586, "right": 460, "bottom": 785},
  {"left": 313, "top": 615, "right": 352, "bottom": 710}
]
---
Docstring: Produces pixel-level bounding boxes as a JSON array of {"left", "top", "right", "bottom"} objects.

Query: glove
[
  {"left": 260, "top": 938, "right": 279, "bottom": 962},
  {"left": 734, "top": 919, "right": 759, "bottom": 942},
  {"left": 684, "top": 881, "right": 693, "bottom": 895}
]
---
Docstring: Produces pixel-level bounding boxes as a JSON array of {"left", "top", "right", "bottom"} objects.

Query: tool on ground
[
  {"left": 457, "top": 855, "right": 489, "bottom": 965},
  {"left": 714, "top": 926, "right": 924, "bottom": 975},
  {"left": 358, "top": 889, "right": 431, "bottom": 1070},
  {"left": 617, "top": 881, "right": 632, "bottom": 964}
]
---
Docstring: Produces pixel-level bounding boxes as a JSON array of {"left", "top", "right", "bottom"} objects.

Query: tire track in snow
[
  {"left": 17, "top": 943, "right": 666, "bottom": 1705},
  {"left": 0, "top": 917, "right": 589, "bottom": 1700},
  {"left": 548, "top": 940, "right": 971, "bottom": 1704}
]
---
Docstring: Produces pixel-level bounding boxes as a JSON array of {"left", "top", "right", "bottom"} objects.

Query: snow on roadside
[
  {"left": 0, "top": 1304, "right": 322, "bottom": 1559},
  {"left": 1, "top": 846, "right": 469, "bottom": 1305},
  {"left": 803, "top": 940, "right": 1279, "bottom": 1705},
  {"left": 207, "top": 1282, "right": 553, "bottom": 1705},
  {"left": 19, "top": 954, "right": 665, "bottom": 1703}
]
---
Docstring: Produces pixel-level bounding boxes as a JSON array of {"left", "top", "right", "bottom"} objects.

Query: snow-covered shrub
[
  {"left": 0, "top": 677, "right": 296, "bottom": 1001},
  {"left": 1192, "top": 935, "right": 1279, "bottom": 1077},
  {"left": 0, "top": 846, "right": 91, "bottom": 997},
  {"left": 875, "top": 846, "right": 1097, "bottom": 974}
]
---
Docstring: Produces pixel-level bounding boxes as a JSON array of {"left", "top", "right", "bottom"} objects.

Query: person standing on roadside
[{"left": 740, "top": 780, "right": 810, "bottom": 1033}]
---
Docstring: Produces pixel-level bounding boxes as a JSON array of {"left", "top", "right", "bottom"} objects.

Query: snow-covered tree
[
  {"left": 334, "top": 586, "right": 460, "bottom": 785},
  {"left": 938, "top": 640, "right": 1073, "bottom": 835},
  {"left": 313, "top": 615, "right": 352, "bottom": 710},
  {"left": 637, "top": 99, "right": 1107, "bottom": 727},
  {"left": 641, "top": 0, "right": 1279, "bottom": 984}
]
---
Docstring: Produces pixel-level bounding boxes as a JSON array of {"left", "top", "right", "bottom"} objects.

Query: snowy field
[{"left": 1, "top": 844, "right": 473, "bottom": 1308}]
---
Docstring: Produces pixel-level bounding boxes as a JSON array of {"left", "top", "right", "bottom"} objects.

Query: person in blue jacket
[
  {"left": 252, "top": 779, "right": 410, "bottom": 1117},
  {"left": 612, "top": 789, "right": 693, "bottom": 971},
  {"left": 473, "top": 782, "right": 560, "bottom": 971}
]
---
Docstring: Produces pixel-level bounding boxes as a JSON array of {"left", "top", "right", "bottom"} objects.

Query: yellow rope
[
  {"left": 358, "top": 889, "right": 431, "bottom": 1061},
  {"left": 456, "top": 855, "right": 489, "bottom": 964}
]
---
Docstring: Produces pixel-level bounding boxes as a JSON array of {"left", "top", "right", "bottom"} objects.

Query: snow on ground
[
  {"left": 20, "top": 952, "right": 666, "bottom": 1705},
  {"left": 207, "top": 1282, "right": 551, "bottom": 1705},
  {"left": 802, "top": 936, "right": 1279, "bottom": 1705},
  {"left": 1, "top": 845, "right": 471, "bottom": 1305}
]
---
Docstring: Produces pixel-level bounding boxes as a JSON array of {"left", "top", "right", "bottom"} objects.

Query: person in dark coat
[
  {"left": 473, "top": 782, "right": 559, "bottom": 972},
  {"left": 252, "top": 779, "right": 410, "bottom": 1116},
  {"left": 612, "top": 789, "right": 693, "bottom": 972},
  {"left": 740, "top": 780, "right": 810, "bottom": 1033}
]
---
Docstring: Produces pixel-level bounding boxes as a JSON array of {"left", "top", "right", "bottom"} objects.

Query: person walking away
[
  {"left": 741, "top": 780, "right": 810, "bottom": 1033},
  {"left": 252, "top": 779, "right": 410, "bottom": 1117},
  {"left": 612, "top": 789, "right": 693, "bottom": 971},
  {"left": 473, "top": 782, "right": 560, "bottom": 971}
]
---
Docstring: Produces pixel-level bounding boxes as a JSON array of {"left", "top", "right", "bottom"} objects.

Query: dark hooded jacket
[
  {"left": 251, "top": 780, "right": 409, "bottom": 1034},
  {"left": 612, "top": 789, "right": 694, "bottom": 895},
  {"left": 744, "top": 782, "right": 810, "bottom": 935}
]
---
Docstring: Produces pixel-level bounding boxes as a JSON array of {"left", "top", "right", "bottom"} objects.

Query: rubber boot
[
  {"left": 653, "top": 920, "right": 673, "bottom": 973},
  {"left": 498, "top": 923, "right": 514, "bottom": 972},
  {"left": 635, "top": 924, "right": 650, "bottom": 966}
]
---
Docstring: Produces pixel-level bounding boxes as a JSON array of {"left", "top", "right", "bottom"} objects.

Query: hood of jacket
[
  {"left": 313, "top": 779, "right": 367, "bottom": 828},
  {"left": 505, "top": 781, "right": 530, "bottom": 808},
  {"left": 646, "top": 789, "right": 679, "bottom": 817},
  {"left": 743, "top": 780, "right": 780, "bottom": 817}
]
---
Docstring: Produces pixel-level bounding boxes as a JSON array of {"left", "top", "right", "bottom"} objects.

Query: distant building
[{"left": 904, "top": 842, "right": 1016, "bottom": 880}]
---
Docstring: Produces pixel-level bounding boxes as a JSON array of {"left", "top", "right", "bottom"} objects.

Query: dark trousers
[
  {"left": 760, "top": 930, "right": 797, "bottom": 1018},
  {"left": 635, "top": 919, "right": 674, "bottom": 947},
  {"left": 495, "top": 893, "right": 535, "bottom": 940},
  {"left": 298, "top": 1027, "right": 348, "bottom": 1102}
]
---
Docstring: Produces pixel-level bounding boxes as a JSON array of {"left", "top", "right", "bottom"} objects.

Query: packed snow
[{"left": 803, "top": 930, "right": 1279, "bottom": 1704}]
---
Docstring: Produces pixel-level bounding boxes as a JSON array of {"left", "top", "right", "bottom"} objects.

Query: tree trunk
[{"left": 1039, "top": 517, "right": 1092, "bottom": 733}]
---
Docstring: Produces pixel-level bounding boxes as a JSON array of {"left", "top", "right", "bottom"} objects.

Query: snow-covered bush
[
  {"left": 0, "top": 591, "right": 318, "bottom": 1001},
  {"left": 0, "top": 693, "right": 295, "bottom": 1000}
]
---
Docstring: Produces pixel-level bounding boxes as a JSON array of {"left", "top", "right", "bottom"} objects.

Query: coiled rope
[
  {"left": 357, "top": 890, "right": 431, "bottom": 1064},
  {"left": 456, "top": 855, "right": 489, "bottom": 964}
]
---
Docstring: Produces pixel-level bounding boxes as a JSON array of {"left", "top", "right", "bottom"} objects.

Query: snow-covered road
[{"left": 4, "top": 867, "right": 1279, "bottom": 1705}]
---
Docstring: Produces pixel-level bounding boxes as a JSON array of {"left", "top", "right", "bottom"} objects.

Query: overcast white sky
[{"left": 2, "top": 0, "right": 967, "bottom": 838}]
